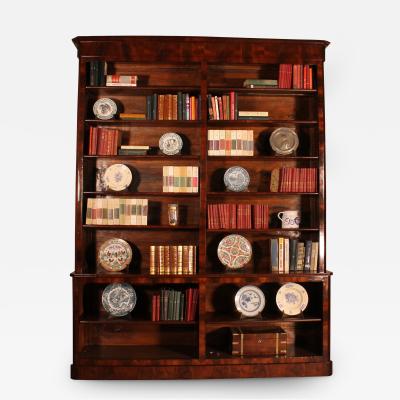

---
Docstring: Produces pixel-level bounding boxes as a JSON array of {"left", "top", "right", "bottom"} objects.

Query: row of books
[
  {"left": 87, "top": 61, "right": 107, "bottom": 86},
  {"left": 208, "top": 204, "right": 269, "bottom": 230},
  {"left": 88, "top": 127, "right": 121, "bottom": 156},
  {"left": 151, "top": 288, "right": 198, "bottom": 321},
  {"left": 150, "top": 245, "right": 196, "bottom": 275},
  {"left": 146, "top": 93, "right": 200, "bottom": 120},
  {"left": 106, "top": 75, "right": 138, "bottom": 87},
  {"left": 118, "top": 145, "right": 150, "bottom": 155},
  {"left": 270, "top": 168, "right": 318, "bottom": 193},
  {"left": 278, "top": 64, "right": 314, "bottom": 89},
  {"left": 85, "top": 198, "right": 148, "bottom": 225},
  {"left": 243, "top": 79, "right": 278, "bottom": 88},
  {"left": 162, "top": 166, "right": 199, "bottom": 193},
  {"left": 207, "top": 92, "right": 237, "bottom": 120},
  {"left": 207, "top": 130, "right": 254, "bottom": 156},
  {"left": 270, "top": 238, "right": 319, "bottom": 273}
]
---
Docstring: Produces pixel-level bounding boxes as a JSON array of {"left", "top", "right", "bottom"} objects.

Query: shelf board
[
  {"left": 84, "top": 155, "right": 200, "bottom": 161},
  {"left": 207, "top": 156, "right": 318, "bottom": 161},
  {"left": 83, "top": 224, "right": 199, "bottom": 230},
  {"left": 71, "top": 273, "right": 199, "bottom": 283},
  {"left": 205, "top": 313, "right": 322, "bottom": 326},
  {"left": 85, "top": 119, "right": 201, "bottom": 127},
  {"left": 80, "top": 315, "right": 197, "bottom": 325},
  {"left": 201, "top": 272, "right": 330, "bottom": 281},
  {"left": 207, "top": 228, "right": 319, "bottom": 233},
  {"left": 86, "top": 85, "right": 200, "bottom": 94},
  {"left": 208, "top": 87, "right": 317, "bottom": 96},
  {"left": 207, "top": 191, "right": 319, "bottom": 197},
  {"left": 83, "top": 191, "right": 199, "bottom": 197},
  {"left": 207, "top": 120, "right": 318, "bottom": 127},
  {"left": 79, "top": 345, "right": 197, "bottom": 361}
]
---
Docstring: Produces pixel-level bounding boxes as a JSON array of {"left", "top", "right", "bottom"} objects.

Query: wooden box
[{"left": 230, "top": 327, "right": 287, "bottom": 357}]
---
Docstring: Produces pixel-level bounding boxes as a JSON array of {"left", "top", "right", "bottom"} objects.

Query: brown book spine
[{"left": 164, "top": 246, "right": 170, "bottom": 275}]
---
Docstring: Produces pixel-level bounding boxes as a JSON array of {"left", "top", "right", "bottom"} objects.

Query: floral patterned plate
[
  {"left": 217, "top": 234, "right": 252, "bottom": 270},
  {"left": 104, "top": 163, "right": 132, "bottom": 191},
  {"left": 159, "top": 132, "right": 183, "bottom": 155},
  {"left": 102, "top": 283, "right": 136, "bottom": 317},
  {"left": 223, "top": 166, "right": 250, "bottom": 192},
  {"left": 276, "top": 282, "right": 308, "bottom": 316},
  {"left": 98, "top": 238, "right": 132, "bottom": 272},
  {"left": 93, "top": 98, "right": 117, "bottom": 120}
]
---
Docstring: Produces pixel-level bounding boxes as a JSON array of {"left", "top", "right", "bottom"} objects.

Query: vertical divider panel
[{"left": 198, "top": 60, "right": 208, "bottom": 359}]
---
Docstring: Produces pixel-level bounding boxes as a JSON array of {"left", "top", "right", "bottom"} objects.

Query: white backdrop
[{"left": 1, "top": 1, "right": 399, "bottom": 399}]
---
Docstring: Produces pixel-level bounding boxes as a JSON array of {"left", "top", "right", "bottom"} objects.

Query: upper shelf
[
  {"left": 207, "top": 120, "right": 318, "bottom": 127},
  {"left": 85, "top": 119, "right": 201, "bottom": 127},
  {"left": 86, "top": 86, "right": 200, "bottom": 95},
  {"left": 208, "top": 87, "right": 317, "bottom": 96}
]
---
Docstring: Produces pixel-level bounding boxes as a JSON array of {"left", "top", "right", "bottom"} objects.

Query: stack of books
[
  {"left": 88, "top": 127, "right": 121, "bottom": 155},
  {"left": 162, "top": 166, "right": 199, "bottom": 193},
  {"left": 270, "top": 238, "right": 319, "bottom": 273},
  {"left": 278, "top": 64, "right": 313, "bottom": 89},
  {"left": 207, "top": 92, "right": 237, "bottom": 120},
  {"left": 237, "top": 111, "right": 269, "bottom": 120},
  {"left": 106, "top": 75, "right": 137, "bottom": 87},
  {"left": 270, "top": 167, "right": 318, "bottom": 193},
  {"left": 119, "top": 113, "right": 146, "bottom": 120},
  {"left": 208, "top": 204, "right": 269, "bottom": 230},
  {"left": 149, "top": 245, "right": 197, "bottom": 275},
  {"left": 146, "top": 93, "right": 200, "bottom": 120},
  {"left": 151, "top": 288, "right": 199, "bottom": 322},
  {"left": 88, "top": 61, "right": 107, "bottom": 86},
  {"left": 118, "top": 145, "right": 150, "bottom": 156},
  {"left": 243, "top": 79, "right": 278, "bottom": 88},
  {"left": 85, "top": 198, "right": 148, "bottom": 225},
  {"left": 207, "top": 130, "right": 254, "bottom": 156}
]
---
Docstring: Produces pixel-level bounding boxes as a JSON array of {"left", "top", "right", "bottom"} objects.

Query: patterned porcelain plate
[
  {"left": 104, "top": 164, "right": 132, "bottom": 191},
  {"left": 235, "top": 285, "right": 266, "bottom": 317},
  {"left": 223, "top": 166, "right": 250, "bottom": 192},
  {"left": 217, "top": 234, "right": 252, "bottom": 270},
  {"left": 269, "top": 128, "right": 299, "bottom": 155},
  {"left": 98, "top": 238, "right": 132, "bottom": 272},
  {"left": 276, "top": 282, "right": 309, "bottom": 316},
  {"left": 93, "top": 97, "right": 117, "bottom": 120},
  {"left": 159, "top": 132, "right": 183, "bottom": 155},
  {"left": 102, "top": 283, "right": 137, "bottom": 317}
]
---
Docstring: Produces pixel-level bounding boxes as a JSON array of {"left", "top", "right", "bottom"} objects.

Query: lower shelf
[{"left": 79, "top": 345, "right": 197, "bottom": 360}]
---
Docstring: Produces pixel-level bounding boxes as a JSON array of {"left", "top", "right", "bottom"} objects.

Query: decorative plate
[
  {"left": 217, "top": 234, "right": 252, "bottom": 270},
  {"left": 223, "top": 166, "right": 250, "bottom": 192},
  {"left": 235, "top": 285, "right": 266, "bottom": 317},
  {"left": 269, "top": 128, "right": 299, "bottom": 155},
  {"left": 104, "top": 164, "right": 132, "bottom": 191},
  {"left": 102, "top": 283, "right": 136, "bottom": 317},
  {"left": 93, "top": 98, "right": 117, "bottom": 120},
  {"left": 276, "top": 283, "right": 309, "bottom": 316},
  {"left": 98, "top": 238, "right": 132, "bottom": 272},
  {"left": 159, "top": 132, "right": 183, "bottom": 155}
]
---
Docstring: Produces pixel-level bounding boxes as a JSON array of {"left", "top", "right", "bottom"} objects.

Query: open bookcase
[{"left": 71, "top": 36, "right": 332, "bottom": 379}]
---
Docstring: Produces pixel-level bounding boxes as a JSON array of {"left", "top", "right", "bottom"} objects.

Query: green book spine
[
  {"left": 152, "top": 93, "right": 158, "bottom": 120},
  {"left": 180, "top": 293, "right": 184, "bottom": 320},
  {"left": 146, "top": 95, "right": 152, "bottom": 120},
  {"left": 289, "top": 239, "right": 298, "bottom": 272},
  {"left": 177, "top": 92, "right": 182, "bottom": 120}
]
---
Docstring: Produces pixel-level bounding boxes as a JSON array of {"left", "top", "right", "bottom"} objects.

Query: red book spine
[
  {"left": 88, "top": 126, "right": 93, "bottom": 155},
  {"left": 232, "top": 203, "right": 236, "bottom": 229},
  {"left": 156, "top": 294, "right": 160, "bottom": 321},
  {"left": 264, "top": 204, "right": 269, "bottom": 229},
  {"left": 279, "top": 168, "right": 284, "bottom": 192},
  {"left": 303, "top": 65, "right": 308, "bottom": 89},
  {"left": 230, "top": 91, "right": 235, "bottom": 120},
  {"left": 98, "top": 128, "right": 105, "bottom": 155},
  {"left": 215, "top": 204, "right": 219, "bottom": 229},
  {"left": 217, "top": 97, "right": 224, "bottom": 120},
  {"left": 309, "top": 67, "right": 313, "bottom": 90},
  {"left": 151, "top": 295, "right": 156, "bottom": 321},
  {"left": 247, "top": 204, "right": 251, "bottom": 229}
]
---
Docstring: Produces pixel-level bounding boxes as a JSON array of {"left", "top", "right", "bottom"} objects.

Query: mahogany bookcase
[{"left": 71, "top": 36, "right": 332, "bottom": 379}]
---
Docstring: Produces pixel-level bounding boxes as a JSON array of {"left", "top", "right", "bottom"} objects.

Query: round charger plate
[
  {"left": 102, "top": 283, "right": 137, "bottom": 317},
  {"left": 159, "top": 132, "right": 183, "bottom": 155},
  {"left": 235, "top": 285, "right": 265, "bottom": 317},
  {"left": 223, "top": 166, "right": 250, "bottom": 192},
  {"left": 93, "top": 98, "right": 117, "bottom": 120},
  {"left": 104, "top": 164, "right": 132, "bottom": 191},
  {"left": 98, "top": 238, "right": 132, "bottom": 272},
  {"left": 276, "top": 282, "right": 309, "bottom": 316},
  {"left": 217, "top": 234, "right": 252, "bottom": 270},
  {"left": 269, "top": 127, "right": 299, "bottom": 155}
]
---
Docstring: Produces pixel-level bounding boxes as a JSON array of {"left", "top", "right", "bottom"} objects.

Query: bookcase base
[{"left": 71, "top": 361, "right": 332, "bottom": 380}]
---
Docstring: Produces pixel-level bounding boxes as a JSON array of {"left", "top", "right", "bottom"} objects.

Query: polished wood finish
[{"left": 72, "top": 36, "right": 331, "bottom": 379}]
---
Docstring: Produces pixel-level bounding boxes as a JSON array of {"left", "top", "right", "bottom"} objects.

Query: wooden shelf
[
  {"left": 83, "top": 224, "right": 199, "bottom": 230},
  {"left": 84, "top": 191, "right": 199, "bottom": 197},
  {"left": 207, "top": 228, "right": 319, "bottom": 233},
  {"left": 80, "top": 315, "right": 197, "bottom": 325},
  {"left": 205, "top": 313, "right": 322, "bottom": 326},
  {"left": 71, "top": 273, "right": 199, "bottom": 283},
  {"left": 85, "top": 119, "right": 201, "bottom": 127},
  {"left": 86, "top": 85, "right": 200, "bottom": 94},
  {"left": 207, "top": 191, "right": 319, "bottom": 197},
  {"left": 207, "top": 120, "right": 318, "bottom": 127},
  {"left": 84, "top": 155, "right": 200, "bottom": 161},
  {"left": 207, "top": 156, "right": 318, "bottom": 161},
  {"left": 208, "top": 87, "right": 317, "bottom": 96}
]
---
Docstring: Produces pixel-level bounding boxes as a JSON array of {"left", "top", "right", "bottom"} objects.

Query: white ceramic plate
[
  {"left": 102, "top": 283, "right": 137, "bottom": 317},
  {"left": 223, "top": 166, "right": 250, "bottom": 192},
  {"left": 276, "top": 282, "right": 308, "bottom": 316},
  {"left": 93, "top": 98, "right": 117, "bottom": 120},
  {"left": 235, "top": 285, "right": 265, "bottom": 317},
  {"left": 104, "top": 164, "right": 132, "bottom": 191},
  {"left": 159, "top": 132, "right": 183, "bottom": 155}
]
